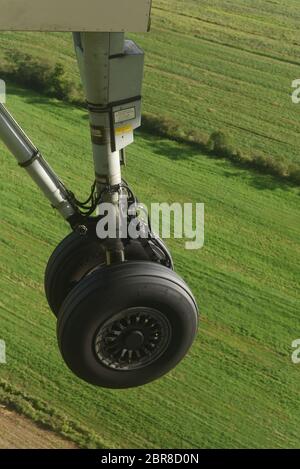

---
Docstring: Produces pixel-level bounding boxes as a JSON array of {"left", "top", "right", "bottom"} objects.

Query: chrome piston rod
[{"left": 0, "top": 103, "right": 75, "bottom": 220}]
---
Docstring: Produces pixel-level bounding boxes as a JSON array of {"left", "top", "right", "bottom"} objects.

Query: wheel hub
[
  {"left": 124, "top": 330, "right": 145, "bottom": 349},
  {"left": 94, "top": 307, "right": 171, "bottom": 370}
]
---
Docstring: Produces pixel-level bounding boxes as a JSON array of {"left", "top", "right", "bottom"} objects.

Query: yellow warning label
[{"left": 115, "top": 125, "right": 133, "bottom": 135}]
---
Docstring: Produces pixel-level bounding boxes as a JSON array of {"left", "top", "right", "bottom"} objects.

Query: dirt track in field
[{"left": 0, "top": 405, "right": 77, "bottom": 449}]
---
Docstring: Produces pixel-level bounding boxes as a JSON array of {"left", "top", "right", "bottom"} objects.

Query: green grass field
[
  {"left": 1, "top": 0, "right": 300, "bottom": 169},
  {"left": 0, "top": 86, "right": 299, "bottom": 448},
  {"left": 0, "top": 0, "right": 300, "bottom": 449}
]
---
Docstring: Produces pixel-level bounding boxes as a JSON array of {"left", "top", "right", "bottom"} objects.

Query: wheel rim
[{"left": 94, "top": 307, "right": 172, "bottom": 370}]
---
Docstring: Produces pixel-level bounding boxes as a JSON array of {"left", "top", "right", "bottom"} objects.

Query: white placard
[{"left": 114, "top": 107, "right": 136, "bottom": 124}]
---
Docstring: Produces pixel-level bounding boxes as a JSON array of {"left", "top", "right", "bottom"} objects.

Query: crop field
[
  {"left": 0, "top": 86, "right": 299, "bottom": 448},
  {"left": 0, "top": 0, "right": 300, "bottom": 449},
  {"left": 0, "top": 0, "right": 300, "bottom": 169}
]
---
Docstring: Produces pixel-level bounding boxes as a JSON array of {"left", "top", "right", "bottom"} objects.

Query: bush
[
  {"left": 207, "top": 130, "right": 235, "bottom": 158},
  {"left": 233, "top": 149, "right": 251, "bottom": 164},
  {"left": 288, "top": 164, "right": 300, "bottom": 185},
  {"left": 142, "top": 113, "right": 182, "bottom": 139},
  {"left": 142, "top": 113, "right": 208, "bottom": 150},
  {"left": 1, "top": 51, "right": 80, "bottom": 103}
]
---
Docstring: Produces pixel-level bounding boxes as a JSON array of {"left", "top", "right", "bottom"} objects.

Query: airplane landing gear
[{"left": 0, "top": 27, "right": 199, "bottom": 389}]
